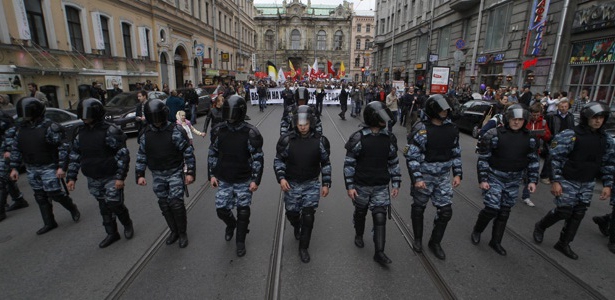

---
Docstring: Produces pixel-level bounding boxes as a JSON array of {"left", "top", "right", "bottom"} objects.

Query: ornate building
[
  {"left": 0, "top": 0, "right": 256, "bottom": 108},
  {"left": 253, "top": 0, "right": 353, "bottom": 80},
  {"left": 350, "top": 11, "right": 375, "bottom": 83}
]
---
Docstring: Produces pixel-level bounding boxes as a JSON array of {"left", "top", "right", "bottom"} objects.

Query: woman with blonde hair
[{"left": 176, "top": 110, "right": 205, "bottom": 144}]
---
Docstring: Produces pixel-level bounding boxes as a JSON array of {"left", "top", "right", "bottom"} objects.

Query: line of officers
[{"left": 2, "top": 94, "right": 615, "bottom": 265}]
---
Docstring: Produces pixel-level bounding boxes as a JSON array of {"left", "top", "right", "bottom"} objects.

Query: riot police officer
[
  {"left": 593, "top": 198, "right": 615, "bottom": 254},
  {"left": 344, "top": 101, "right": 401, "bottom": 265},
  {"left": 533, "top": 102, "right": 615, "bottom": 260},
  {"left": 274, "top": 105, "right": 331, "bottom": 263},
  {"left": 404, "top": 95, "right": 462, "bottom": 260},
  {"left": 472, "top": 104, "right": 539, "bottom": 256},
  {"left": 135, "top": 99, "right": 196, "bottom": 249},
  {"left": 9, "top": 98, "right": 80, "bottom": 234},
  {"left": 208, "top": 95, "right": 264, "bottom": 257},
  {"left": 66, "top": 99, "right": 133, "bottom": 248},
  {"left": 0, "top": 109, "right": 28, "bottom": 221},
  {"left": 280, "top": 105, "right": 323, "bottom": 136}
]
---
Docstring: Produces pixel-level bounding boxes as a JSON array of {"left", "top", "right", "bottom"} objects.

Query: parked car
[
  {"left": 104, "top": 91, "right": 167, "bottom": 134},
  {"left": 5, "top": 107, "right": 83, "bottom": 141},
  {"left": 175, "top": 86, "right": 218, "bottom": 120},
  {"left": 451, "top": 100, "right": 494, "bottom": 138}
]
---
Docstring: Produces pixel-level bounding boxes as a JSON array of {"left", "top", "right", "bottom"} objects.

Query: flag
[
  {"left": 337, "top": 61, "right": 346, "bottom": 79},
  {"left": 288, "top": 60, "right": 296, "bottom": 78},
  {"left": 296, "top": 67, "right": 302, "bottom": 79},
  {"left": 327, "top": 60, "right": 335, "bottom": 74},
  {"left": 267, "top": 61, "right": 277, "bottom": 79},
  {"left": 277, "top": 67, "right": 286, "bottom": 84},
  {"left": 310, "top": 58, "right": 319, "bottom": 78}
]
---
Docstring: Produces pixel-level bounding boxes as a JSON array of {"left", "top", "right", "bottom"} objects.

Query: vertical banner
[
  {"left": 252, "top": 53, "right": 257, "bottom": 72},
  {"left": 12, "top": 0, "right": 31, "bottom": 40},
  {"left": 138, "top": 27, "right": 148, "bottom": 57},
  {"left": 91, "top": 12, "right": 105, "bottom": 50},
  {"left": 524, "top": 0, "right": 551, "bottom": 56},
  {"left": 430, "top": 67, "right": 450, "bottom": 94}
]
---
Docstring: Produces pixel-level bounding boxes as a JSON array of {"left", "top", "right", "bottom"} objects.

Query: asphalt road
[{"left": 1, "top": 103, "right": 613, "bottom": 300}]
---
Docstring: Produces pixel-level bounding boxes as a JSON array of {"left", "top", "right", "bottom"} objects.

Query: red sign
[
  {"left": 203, "top": 58, "right": 212, "bottom": 64},
  {"left": 523, "top": 58, "right": 538, "bottom": 70}
]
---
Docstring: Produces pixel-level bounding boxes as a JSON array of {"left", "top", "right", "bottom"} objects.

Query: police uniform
[
  {"left": 473, "top": 107, "right": 539, "bottom": 256},
  {"left": 10, "top": 98, "right": 80, "bottom": 235},
  {"left": 274, "top": 105, "right": 331, "bottom": 263},
  {"left": 0, "top": 111, "right": 28, "bottom": 220},
  {"left": 67, "top": 99, "right": 133, "bottom": 248},
  {"left": 344, "top": 101, "right": 400, "bottom": 265},
  {"left": 280, "top": 110, "right": 323, "bottom": 136},
  {"left": 136, "top": 100, "right": 196, "bottom": 249},
  {"left": 592, "top": 195, "right": 615, "bottom": 254},
  {"left": 208, "top": 95, "right": 264, "bottom": 257},
  {"left": 405, "top": 116, "right": 462, "bottom": 260},
  {"left": 533, "top": 102, "right": 615, "bottom": 259}
]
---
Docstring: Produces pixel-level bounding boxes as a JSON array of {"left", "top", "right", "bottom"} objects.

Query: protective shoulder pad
[
  {"left": 49, "top": 121, "right": 63, "bottom": 132},
  {"left": 247, "top": 125, "right": 263, "bottom": 149},
  {"left": 345, "top": 131, "right": 362, "bottom": 151},
  {"left": 321, "top": 135, "right": 331, "bottom": 152},
  {"left": 107, "top": 123, "right": 127, "bottom": 142}
]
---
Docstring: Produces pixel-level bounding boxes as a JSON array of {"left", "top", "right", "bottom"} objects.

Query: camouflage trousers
[
  {"left": 482, "top": 168, "right": 524, "bottom": 210},
  {"left": 555, "top": 179, "right": 596, "bottom": 207},
  {"left": 215, "top": 180, "right": 252, "bottom": 209},
  {"left": 25, "top": 163, "right": 63, "bottom": 193},
  {"left": 86, "top": 176, "right": 121, "bottom": 203},
  {"left": 283, "top": 178, "right": 320, "bottom": 212},
  {"left": 353, "top": 184, "right": 390, "bottom": 211},
  {"left": 151, "top": 167, "right": 185, "bottom": 203},
  {"left": 411, "top": 171, "right": 453, "bottom": 208}
]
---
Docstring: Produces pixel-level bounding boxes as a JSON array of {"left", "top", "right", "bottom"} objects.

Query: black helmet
[
  {"left": 424, "top": 94, "right": 451, "bottom": 120},
  {"left": 580, "top": 101, "right": 610, "bottom": 127},
  {"left": 292, "top": 105, "right": 316, "bottom": 130},
  {"left": 77, "top": 98, "right": 105, "bottom": 121},
  {"left": 363, "top": 101, "right": 393, "bottom": 128},
  {"left": 504, "top": 104, "right": 530, "bottom": 128},
  {"left": 144, "top": 99, "right": 169, "bottom": 124},
  {"left": 223, "top": 95, "right": 247, "bottom": 124},
  {"left": 16, "top": 97, "right": 45, "bottom": 121}
]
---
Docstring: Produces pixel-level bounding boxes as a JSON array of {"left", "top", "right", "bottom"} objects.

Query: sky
[{"left": 252, "top": 0, "right": 375, "bottom": 12}]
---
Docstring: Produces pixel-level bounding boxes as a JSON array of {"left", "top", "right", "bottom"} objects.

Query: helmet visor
[
  {"left": 434, "top": 97, "right": 451, "bottom": 112},
  {"left": 508, "top": 107, "right": 526, "bottom": 119},
  {"left": 296, "top": 112, "right": 310, "bottom": 126},
  {"left": 584, "top": 103, "right": 609, "bottom": 119},
  {"left": 376, "top": 108, "right": 392, "bottom": 123}
]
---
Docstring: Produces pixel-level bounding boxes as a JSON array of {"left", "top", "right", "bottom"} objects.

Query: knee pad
[
  {"left": 216, "top": 208, "right": 233, "bottom": 219},
  {"left": 354, "top": 206, "right": 368, "bottom": 217},
  {"left": 372, "top": 210, "right": 387, "bottom": 226},
  {"left": 436, "top": 205, "right": 453, "bottom": 222},
  {"left": 372, "top": 206, "right": 387, "bottom": 216},
  {"left": 237, "top": 206, "right": 251, "bottom": 221},
  {"left": 483, "top": 207, "right": 499, "bottom": 219},
  {"left": 572, "top": 203, "right": 588, "bottom": 220},
  {"left": 301, "top": 207, "right": 316, "bottom": 228},
  {"left": 554, "top": 206, "right": 574, "bottom": 220}
]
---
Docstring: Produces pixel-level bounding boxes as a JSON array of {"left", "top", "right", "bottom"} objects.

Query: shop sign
[
  {"left": 221, "top": 52, "right": 229, "bottom": 62},
  {"left": 203, "top": 58, "right": 212, "bottom": 65},
  {"left": 524, "top": 0, "right": 551, "bottom": 56},
  {"left": 219, "top": 70, "right": 229, "bottom": 76},
  {"left": 0, "top": 74, "right": 23, "bottom": 94},
  {"left": 569, "top": 38, "right": 615, "bottom": 64},
  {"left": 477, "top": 53, "right": 505, "bottom": 64},
  {"left": 430, "top": 67, "right": 450, "bottom": 95},
  {"left": 104, "top": 75, "right": 123, "bottom": 90},
  {"left": 572, "top": 2, "right": 615, "bottom": 33},
  {"left": 205, "top": 69, "right": 219, "bottom": 76},
  {"left": 415, "top": 63, "right": 423, "bottom": 70}
]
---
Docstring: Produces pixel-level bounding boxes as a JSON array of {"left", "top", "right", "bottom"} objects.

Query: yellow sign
[
  {"left": 221, "top": 52, "right": 229, "bottom": 62},
  {"left": 415, "top": 64, "right": 423, "bottom": 69}
]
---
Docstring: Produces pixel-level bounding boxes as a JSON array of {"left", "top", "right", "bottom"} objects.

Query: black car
[
  {"left": 104, "top": 91, "right": 167, "bottom": 134},
  {"left": 451, "top": 100, "right": 494, "bottom": 138},
  {"left": 176, "top": 87, "right": 216, "bottom": 120},
  {"left": 5, "top": 107, "right": 83, "bottom": 141}
]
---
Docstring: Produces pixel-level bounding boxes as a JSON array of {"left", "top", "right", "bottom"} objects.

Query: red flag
[
  {"left": 296, "top": 68, "right": 302, "bottom": 78},
  {"left": 327, "top": 60, "right": 335, "bottom": 74}
]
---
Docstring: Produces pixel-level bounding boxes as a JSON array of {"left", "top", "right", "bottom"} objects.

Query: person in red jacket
[{"left": 522, "top": 103, "right": 552, "bottom": 206}]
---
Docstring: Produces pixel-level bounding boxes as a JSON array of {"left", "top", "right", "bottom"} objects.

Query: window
[
  {"left": 219, "top": 12, "right": 221, "bottom": 30},
  {"left": 485, "top": 4, "right": 512, "bottom": 51},
  {"left": 100, "top": 16, "right": 112, "bottom": 57},
  {"left": 366, "top": 24, "right": 371, "bottom": 33},
  {"left": 357, "top": 24, "right": 362, "bottom": 32},
  {"left": 567, "top": 64, "right": 615, "bottom": 106},
  {"left": 25, "top": 0, "right": 48, "bottom": 47},
  {"left": 65, "top": 6, "right": 84, "bottom": 52},
  {"left": 317, "top": 30, "right": 326, "bottom": 50},
  {"left": 355, "top": 57, "right": 360, "bottom": 67},
  {"left": 356, "top": 39, "right": 361, "bottom": 50},
  {"left": 144, "top": 28, "right": 151, "bottom": 58},
  {"left": 198, "top": 0, "right": 202, "bottom": 19},
  {"left": 416, "top": 34, "right": 428, "bottom": 62},
  {"left": 205, "top": 2, "right": 209, "bottom": 24},
  {"left": 122, "top": 23, "right": 133, "bottom": 59},
  {"left": 265, "top": 30, "right": 274, "bottom": 50},
  {"left": 291, "top": 29, "right": 301, "bottom": 50},
  {"left": 365, "top": 39, "right": 370, "bottom": 50},
  {"left": 380, "top": 19, "right": 385, "bottom": 34},
  {"left": 334, "top": 31, "right": 343, "bottom": 50},
  {"left": 437, "top": 26, "right": 450, "bottom": 59}
]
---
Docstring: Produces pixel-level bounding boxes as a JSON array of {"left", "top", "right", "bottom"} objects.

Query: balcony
[
  {"left": 374, "top": 35, "right": 388, "bottom": 45},
  {"left": 449, "top": 0, "right": 480, "bottom": 12}
]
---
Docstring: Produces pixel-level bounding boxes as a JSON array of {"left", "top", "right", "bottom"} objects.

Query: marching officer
[
  {"left": 533, "top": 102, "right": 615, "bottom": 260},
  {"left": 471, "top": 104, "right": 539, "bottom": 256},
  {"left": 404, "top": 94, "right": 462, "bottom": 260},
  {"left": 208, "top": 95, "right": 264, "bottom": 257},
  {"left": 274, "top": 105, "right": 331, "bottom": 263},
  {"left": 592, "top": 196, "right": 615, "bottom": 254},
  {"left": 344, "top": 101, "right": 401, "bottom": 265},
  {"left": 280, "top": 105, "right": 323, "bottom": 136},
  {"left": 0, "top": 109, "right": 28, "bottom": 221},
  {"left": 135, "top": 99, "right": 196, "bottom": 249},
  {"left": 9, "top": 98, "right": 80, "bottom": 234},
  {"left": 66, "top": 99, "right": 134, "bottom": 248}
]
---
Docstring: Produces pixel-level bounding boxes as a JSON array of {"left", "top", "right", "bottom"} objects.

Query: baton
[
  {"left": 388, "top": 205, "right": 392, "bottom": 220},
  {"left": 60, "top": 178, "right": 70, "bottom": 196},
  {"left": 183, "top": 169, "right": 190, "bottom": 198},
  {"left": 118, "top": 188, "right": 125, "bottom": 203}
]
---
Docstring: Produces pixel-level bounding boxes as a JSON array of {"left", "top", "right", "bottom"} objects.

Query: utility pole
[
  {"left": 388, "top": 0, "right": 398, "bottom": 82},
  {"left": 213, "top": 0, "right": 218, "bottom": 70}
]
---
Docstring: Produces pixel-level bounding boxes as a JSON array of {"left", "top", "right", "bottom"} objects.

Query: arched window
[
  {"left": 317, "top": 30, "right": 326, "bottom": 50},
  {"left": 355, "top": 39, "right": 361, "bottom": 50},
  {"left": 334, "top": 30, "right": 343, "bottom": 50},
  {"left": 265, "top": 30, "right": 274, "bottom": 50},
  {"left": 291, "top": 29, "right": 301, "bottom": 50},
  {"left": 65, "top": 6, "right": 84, "bottom": 52}
]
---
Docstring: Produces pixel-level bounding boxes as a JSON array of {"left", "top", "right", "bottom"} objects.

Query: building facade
[
  {"left": 350, "top": 11, "right": 375, "bottom": 83},
  {"left": 0, "top": 0, "right": 256, "bottom": 108},
  {"left": 253, "top": 0, "right": 353, "bottom": 80}
]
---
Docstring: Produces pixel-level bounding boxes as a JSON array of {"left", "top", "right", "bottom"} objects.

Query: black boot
[
  {"left": 299, "top": 208, "right": 315, "bottom": 263},
  {"left": 236, "top": 206, "right": 251, "bottom": 257},
  {"left": 609, "top": 207, "right": 615, "bottom": 254},
  {"left": 534, "top": 206, "right": 572, "bottom": 244},
  {"left": 372, "top": 209, "right": 391, "bottom": 264},
  {"left": 113, "top": 203, "right": 134, "bottom": 239},
  {"left": 553, "top": 205, "right": 586, "bottom": 260},
  {"left": 159, "top": 199, "right": 178, "bottom": 245},
  {"left": 171, "top": 200, "right": 188, "bottom": 248},
  {"left": 0, "top": 187, "right": 7, "bottom": 222},
  {"left": 428, "top": 205, "right": 452, "bottom": 260},
  {"left": 53, "top": 193, "right": 80, "bottom": 222},
  {"left": 6, "top": 198, "right": 29, "bottom": 212},
  {"left": 6, "top": 179, "right": 28, "bottom": 212},
  {"left": 34, "top": 191, "right": 57, "bottom": 235},
  {"left": 217, "top": 208, "right": 237, "bottom": 241},
  {"left": 99, "top": 216, "right": 121, "bottom": 248},
  {"left": 593, "top": 213, "right": 611, "bottom": 237},
  {"left": 488, "top": 207, "right": 510, "bottom": 256},
  {"left": 411, "top": 204, "right": 425, "bottom": 253},
  {"left": 286, "top": 211, "right": 301, "bottom": 240},
  {"left": 471, "top": 207, "right": 497, "bottom": 245},
  {"left": 353, "top": 206, "right": 368, "bottom": 248}
]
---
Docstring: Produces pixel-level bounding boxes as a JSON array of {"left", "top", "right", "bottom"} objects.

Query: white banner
[
  {"left": 138, "top": 27, "right": 148, "bottom": 57},
  {"left": 104, "top": 75, "right": 123, "bottom": 90},
  {"left": 13, "top": 0, "right": 31, "bottom": 40},
  {"left": 249, "top": 88, "right": 352, "bottom": 105},
  {"left": 91, "top": 12, "right": 105, "bottom": 50},
  {"left": 0, "top": 74, "right": 24, "bottom": 94}
]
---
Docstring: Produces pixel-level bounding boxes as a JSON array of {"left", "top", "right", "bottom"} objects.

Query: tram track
[{"left": 106, "top": 107, "right": 277, "bottom": 300}]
